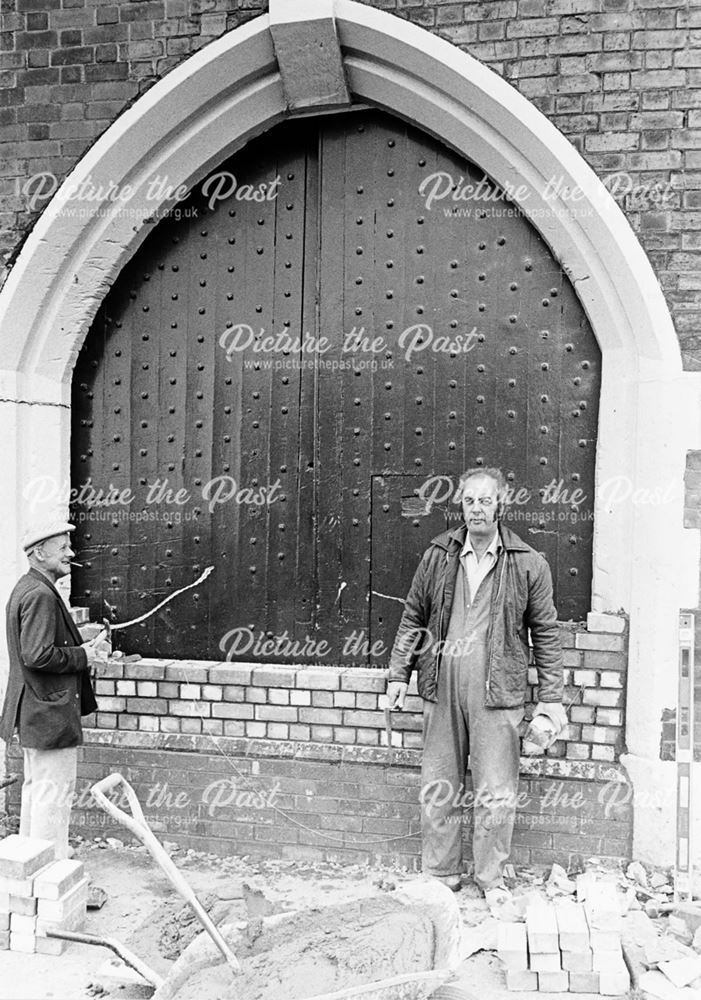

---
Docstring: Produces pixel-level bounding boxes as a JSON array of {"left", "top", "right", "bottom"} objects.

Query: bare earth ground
[{"left": 0, "top": 842, "right": 622, "bottom": 1000}]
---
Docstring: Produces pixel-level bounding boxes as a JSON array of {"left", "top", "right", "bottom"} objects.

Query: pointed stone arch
[{"left": 0, "top": 0, "right": 693, "bottom": 863}]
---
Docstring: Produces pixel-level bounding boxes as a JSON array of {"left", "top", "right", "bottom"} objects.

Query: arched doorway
[{"left": 70, "top": 110, "right": 600, "bottom": 663}]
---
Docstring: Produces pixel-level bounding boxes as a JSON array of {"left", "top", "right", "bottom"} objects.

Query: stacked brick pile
[
  {"left": 498, "top": 877, "right": 631, "bottom": 994},
  {"left": 0, "top": 835, "right": 88, "bottom": 955}
]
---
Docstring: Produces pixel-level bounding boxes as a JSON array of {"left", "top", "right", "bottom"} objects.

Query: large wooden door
[{"left": 71, "top": 110, "right": 600, "bottom": 663}]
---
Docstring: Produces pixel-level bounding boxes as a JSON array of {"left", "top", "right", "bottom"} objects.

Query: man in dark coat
[
  {"left": 387, "top": 468, "right": 567, "bottom": 903},
  {"left": 0, "top": 521, "right": 103, "bottom": 858}
]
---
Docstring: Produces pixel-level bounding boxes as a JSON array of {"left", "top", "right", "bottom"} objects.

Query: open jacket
[
  {"left": 0, "top": 568, "right": 97, "bottom": 749},
  {"left": 388, "top": 523, "right": 563, "bottom": 707}
]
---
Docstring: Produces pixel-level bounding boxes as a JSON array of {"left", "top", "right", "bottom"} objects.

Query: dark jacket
[
  {"left": 0, "top": 568, "right": 97, "bottom": 749},
  {"left": 388, "top": 523, "right": 563, "bottom": 707}
]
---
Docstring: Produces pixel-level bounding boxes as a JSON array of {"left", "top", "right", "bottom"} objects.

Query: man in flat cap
[{"left": 0, "top": 521, "right": 105, "bottom": 858}]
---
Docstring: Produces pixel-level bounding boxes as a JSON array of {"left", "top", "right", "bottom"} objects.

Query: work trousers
[
  {"left": 20, "top": 746, "right": 77, "bottom": 859},
  {"left": 420, "top": 648, "right": 523, "bottom": 889}
]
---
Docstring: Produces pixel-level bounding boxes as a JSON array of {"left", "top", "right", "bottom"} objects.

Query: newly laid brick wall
[
  {"left": 0, "top": 0, "right": 699, "bottom": 367},
  {"left": 81, "top": 619, "right": 628, "bottom": 763},
  {"left": 5, "top": 735, "right": 633, "bottom": 867},
  {"left": 4, "top": 617, "right": 630, "bottom": 865}
]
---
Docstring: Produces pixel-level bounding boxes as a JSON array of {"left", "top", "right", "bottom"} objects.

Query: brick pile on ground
[
  {"left": 498, "top": 874, "right": 630, "bottom": 994},
  {"left": 0, "top": 834, "right": 88, "bottom": 955}
]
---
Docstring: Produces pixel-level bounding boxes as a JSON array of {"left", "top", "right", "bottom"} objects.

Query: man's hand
[
  {"left": 81, "top": 641, "right": 107, "bottom": 670},
  {"left": 386, "top": 681, "right": 408, "bottom": 710}
]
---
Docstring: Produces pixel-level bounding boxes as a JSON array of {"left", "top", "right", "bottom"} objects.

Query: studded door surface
[{"left": 71, "top": 110, "right": 600, "bottom": 664}]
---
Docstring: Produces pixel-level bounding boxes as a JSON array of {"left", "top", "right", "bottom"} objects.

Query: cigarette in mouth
[{"left": 70, "top": 561, "right": 83, "bottom": 567}]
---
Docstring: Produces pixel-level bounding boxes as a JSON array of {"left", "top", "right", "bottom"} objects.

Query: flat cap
[{"left": 22, "top": 520, "right": 75, "bottom": 551}]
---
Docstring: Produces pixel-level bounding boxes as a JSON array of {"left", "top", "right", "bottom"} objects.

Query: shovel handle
[
  {"left": 91, "top": 772, "right": 148, "bottom": 838},
  {"left": 90, "top": 773, "right": 241, "bottom": 974}
]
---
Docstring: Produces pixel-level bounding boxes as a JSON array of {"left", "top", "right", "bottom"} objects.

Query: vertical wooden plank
[
  {"left": 265, "top": 133, "right": 309, "bottom": 646},
  {"left": 315, "top": 116, "right": 348, "bottom": 656},
  {"left": 333, "top": 114, "right": 379, "bottom": 658},
  {"left": 100, "top": 282, "right": 133, "bottom": 648},
  {"left": 156, "top": 210, "right": 195, "bottom": 658},
  {"left": 211, "top": 166, "right": 246, "bottom": 659},
  {"left": 296, "top": 122, "right": 320, "bottom": 642},
  {"left": 126, "top": 243, "right": 162, "bottom": 657},
  {"left": 558, "top": 277, "right": 599, "bottom": 620},
  {"left": 372, "top": 116, "right": 408, "bottom": 480}
]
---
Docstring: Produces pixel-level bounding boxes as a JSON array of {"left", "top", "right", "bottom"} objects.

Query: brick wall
[
  {"left": 81, "top": 618, "right": 627, "bottom": 763},
  {"left": 4, "top": 617, "right": 633, "bottom": 866},
  {"left": 1, "top": 0, "right": 699, "bottom": 367},
  {"left": 5, "top": 735, "right": 633, "bottom": 868}
]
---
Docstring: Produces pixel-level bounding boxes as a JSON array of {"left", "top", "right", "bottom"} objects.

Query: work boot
[{"left": 431, "top": 874, "right": 462, "bottom": 893}]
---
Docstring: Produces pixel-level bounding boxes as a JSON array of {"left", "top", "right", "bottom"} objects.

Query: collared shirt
[{"left": 460, "top": 529, "right": 502, "bottom": 603}]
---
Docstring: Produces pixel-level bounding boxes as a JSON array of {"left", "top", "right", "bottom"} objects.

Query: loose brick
[
  {"left": 599, "top": 959, "right": 630, "bottom": 995},
  {"left": 562, "top": 949, "right": 593, "bottom": 972},
  {"left": 33, "top": 860, "right": 85, "bottom": 901},
  {"left": 9, "top": 895, "right": 37, "bottom": 916},
  {"left": 590, "top": 929, "right": 622, "bottom": 951},
  {"left": 36, "top": 878, "right": 88, "bottom": 922},
  {"left": 497, "top": 921, "right": 528, "bottom": 970},
  {"left": 555, "top": 899, "right": 590, "bottom": 952},
  {"left": 537, "top": 971, "right": 569, "bottom": 991},
  {"left": 0, "top": 836, "right": 54, "bottom": 880},
  {"left": 505, "top": 969, "right": 538, "bottom": 990},
  {"left": 10, "top": 912, "right": 37, "bottom": 934},
  {"left": 569, "top": 971, "right": 600, "bottom": 992},
  {"left": 530, "top": 951, "right": 562, "bottom": 972},
  {"left": 9, "top": 931, "right": 35, "bottom": 953},
  {"left": 36, "top": 901, "right": 87, "bottom": 938},
  {"left": 592, "top": 947, "right": 624, "bottom": 972},
  {"left": 35, "top": 935, "right": 64, "bottom": 955},
  {"left": 526, "top": 903, "right": 559, "bottom": 952}
]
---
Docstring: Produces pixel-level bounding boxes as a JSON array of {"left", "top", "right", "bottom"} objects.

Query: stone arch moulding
[{"left": 0, "top": 0, "right": 693, "bottom": 783}]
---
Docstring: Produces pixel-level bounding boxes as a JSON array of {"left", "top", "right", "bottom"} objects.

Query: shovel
[{"left": 91, "top": 772, "right": 241, "bottom": 975}]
